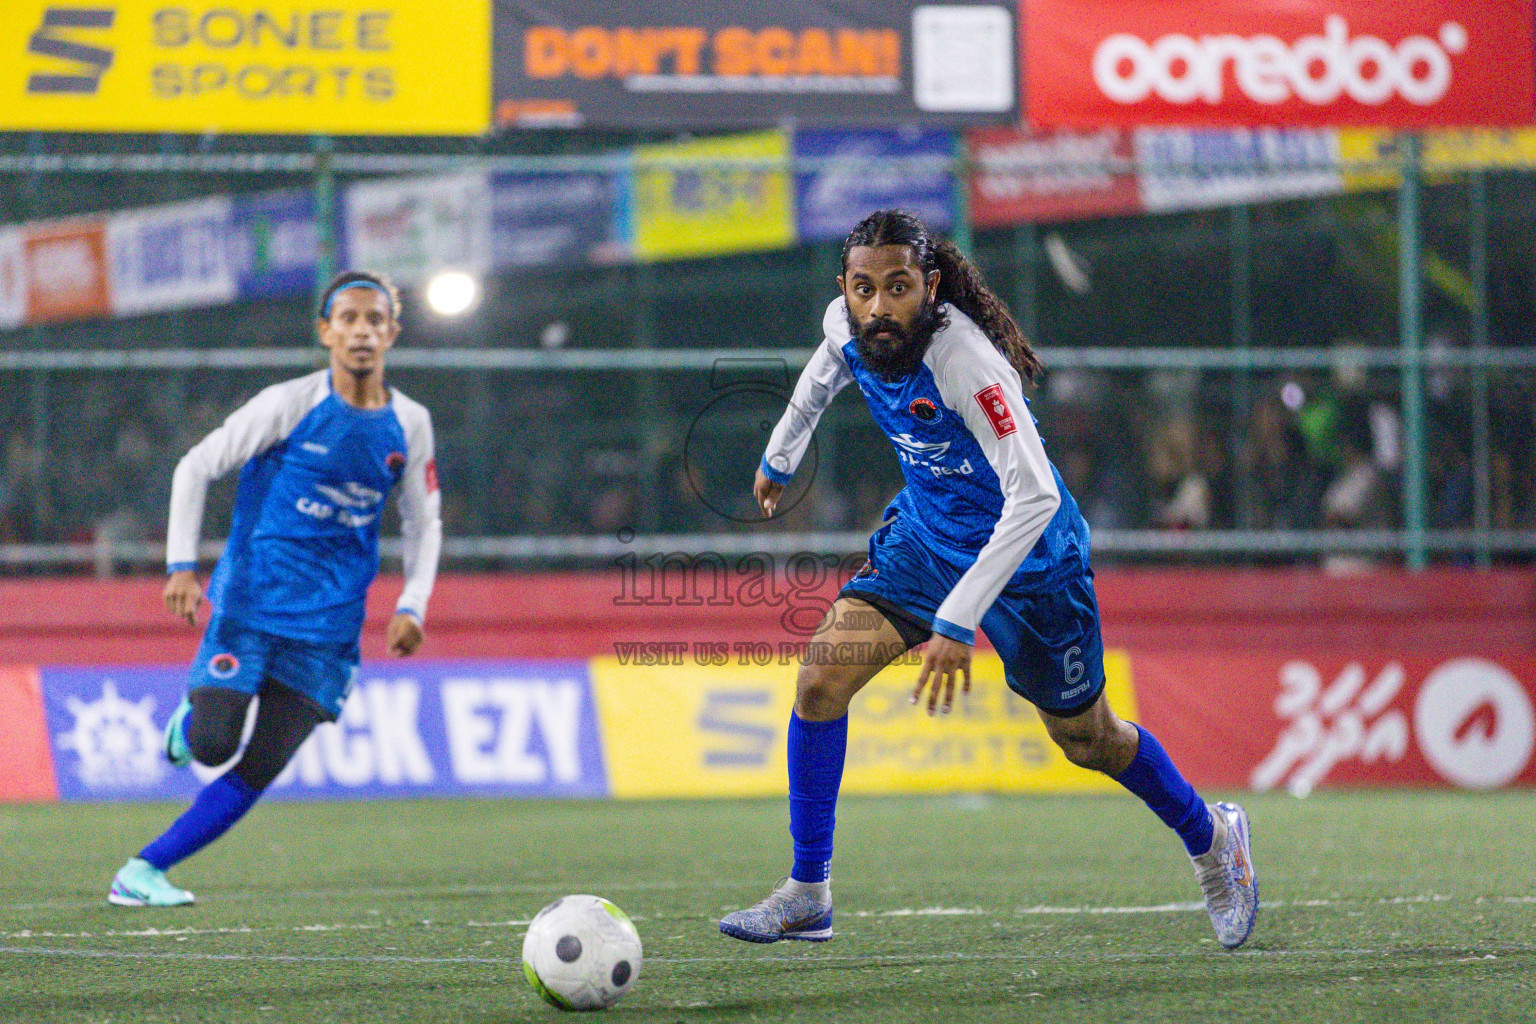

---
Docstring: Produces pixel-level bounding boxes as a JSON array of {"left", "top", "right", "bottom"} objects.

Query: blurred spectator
[
  {"left": 1146, "top": 417, "right": 1211, "bottom": 530},
  {"left": 1242, "top": 396, "right": 1324, "bottom": 531}
]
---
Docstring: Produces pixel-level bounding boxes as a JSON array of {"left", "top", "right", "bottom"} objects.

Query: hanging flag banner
[
  {"left": 23, "top": 217, "right": 110, "bottom": 324},
  {"left": 1133, "top": 129, "right": 1342, "bottom": 213},
  {"left": 342, "top": 172, "right": 493, "bottom": 286},
  {"left": 0, "top": 0, "right": 491, "bottom": 135},
  {"left": 229, "top": 190, "right": 320, "bottom": 301},
  {"left": 968, "top": 127, "right": 1142, "bottom": 226},
  {"left": 631, "top": 131, "right": 794, "bottom": 261},
  {"left": 0, "top": 229, "right": 26, "bottom": 331},
  {"left": 793, "top": 128, "right": 954, "bottom": 242},
  {"left": 493, "top": 0, "right": 1017, "bottom": 129},
  {"left": 1023, "top": 0, "right": 1535, "bottom": 128},
  {"left": 106, "top": 197, "right": 236, "bottom": 317},
  {"left": 490, "top": 171, "right": 631, "bottom": 269}
]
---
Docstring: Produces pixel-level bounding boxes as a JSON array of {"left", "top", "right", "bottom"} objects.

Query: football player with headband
[
  {"left": 718, "top": 211, "right": 1259, "bottom": 950},
  {"left": 108, "top": 270, "right": 443, "bottom": 907}
]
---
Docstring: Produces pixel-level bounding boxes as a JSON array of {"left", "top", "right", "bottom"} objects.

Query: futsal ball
[{"left": 521, "top": 894, "right": 642, "bottom": 1011}]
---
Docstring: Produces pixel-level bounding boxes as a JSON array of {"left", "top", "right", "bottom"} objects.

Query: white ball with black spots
[{"left": 521, "top": 894, "right": 642, "bottom": 1011}]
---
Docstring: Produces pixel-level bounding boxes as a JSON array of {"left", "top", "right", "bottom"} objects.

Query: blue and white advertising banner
[
  {"left": 229, "top": 190, "right": 320, "bottom": 301},
  {"left": 1133, "top": 129, "right": 1342, "bottom": 214},
  {"left": 342, "top": 172, "right": 493, "bottom": 286},
  {"left": 491, "top": 171, "right": 630, "bottom": 270},
  {"left": 105, "top": 197, "right": 237, "bottom": 317},
  {"left": 793, "top": 128, "right": 954, "bottom": 243},
  {"left": 39, "top": 660, "right": 608, "bottom": 803}
]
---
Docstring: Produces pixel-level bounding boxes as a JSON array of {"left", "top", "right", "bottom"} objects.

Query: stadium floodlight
[{"left": 425, "top": 270, "right": 479, "bottom": 317}]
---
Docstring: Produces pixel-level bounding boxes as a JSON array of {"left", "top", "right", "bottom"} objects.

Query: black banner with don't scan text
[{"left": 492, "top": 0, "right": 1018, "bottom": 129}]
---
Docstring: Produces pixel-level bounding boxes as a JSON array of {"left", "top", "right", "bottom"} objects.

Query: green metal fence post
[
  {"left": 1398, "top": 133, "right": 1427, "bottom": 570},
  {"left": 1231, "top": 204, "right": 1254, "bottom": 530},
  {"left": 313, "top": 135, "right": 335, "bottom": 304},
  {"left": 1013, "top": 223, "right": 1038, "bottom": 342},
  {"left": 951, "top": 135, "right": 973, "bottom": 257},
  {"left": 1469, "top": 170, "right": 1492, "bottom": 569}
]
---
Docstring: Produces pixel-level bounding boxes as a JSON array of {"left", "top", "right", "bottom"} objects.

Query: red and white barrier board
[
  {"left": 1024, "top": 0, "right": 1535, "bottom": 128},
  {"left": 1136, "top": 653, "right": 1536, "bottom": 793}
]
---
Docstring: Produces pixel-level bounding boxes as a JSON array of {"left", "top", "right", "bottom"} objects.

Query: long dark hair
[{"left": 841, "top": 209, "right": 1042, "bottom": 382}]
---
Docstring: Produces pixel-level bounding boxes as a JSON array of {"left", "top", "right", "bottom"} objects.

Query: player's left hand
[
  {"left": 911, "top": 634, "right": 972, "bottom": 716},
  {"left": 386, "top": 613, "right": 424, "bottom": 657}
]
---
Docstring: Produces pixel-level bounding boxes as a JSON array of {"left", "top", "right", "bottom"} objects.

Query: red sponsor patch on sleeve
[
  {"left": 973, "top": 384, "right": 1018, "bottom": 439},
  {"left": 424, "top": 458, "right": 439, "bottom": 493}
]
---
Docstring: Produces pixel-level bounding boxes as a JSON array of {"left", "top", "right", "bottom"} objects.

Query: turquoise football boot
[
  {"left": 108, "top": 858, "right": 195, "bottom": 907},
  {"left": 163, "top": 697, "right": 193, "bottom": 767}
]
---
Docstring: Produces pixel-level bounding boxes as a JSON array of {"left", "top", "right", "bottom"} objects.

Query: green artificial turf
[{"left": 1, "top": 791, "right": 1532, "bottom": 1023}]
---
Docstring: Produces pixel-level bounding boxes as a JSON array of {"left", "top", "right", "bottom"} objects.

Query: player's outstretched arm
[
  {"left": 164, "top": 378, "right": 319, "bottom": 624},
  {"left": 757, "top": 301, "right": 856, "bottom": 511}
]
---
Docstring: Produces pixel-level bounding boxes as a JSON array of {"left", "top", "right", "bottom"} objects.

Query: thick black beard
[{"left": 847, "top": 302, "right": 946, "bottom": 383}]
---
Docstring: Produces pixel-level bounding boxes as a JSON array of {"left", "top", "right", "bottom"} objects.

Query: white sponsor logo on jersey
[
  {"left": 297, "top": 481, "right": 383, "bottom": 527},
  {"left": 891, "top": 434, "right": 951, "bottom": 460},
  {"left": 891, "top": 433, "right": 973, "bottom": 478}
]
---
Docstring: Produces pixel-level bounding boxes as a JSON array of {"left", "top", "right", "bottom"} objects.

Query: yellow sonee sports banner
[
  {"left": 1, "top": 1, "right": 489, "bottom": 135},
  {"left": 590, "top": 649, "right": 1137, "bottom": 799}
]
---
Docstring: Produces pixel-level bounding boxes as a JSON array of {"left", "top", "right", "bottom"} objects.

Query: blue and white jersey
[
  {"left": 166, "top": 369, "right": 443, "bottom": 644},
  {"left": 762, "top": 299, "right": 1089, "bottom": 642}
]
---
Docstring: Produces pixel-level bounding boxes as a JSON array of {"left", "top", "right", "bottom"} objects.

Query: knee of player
[
  {"left": 1051, "top": 729, "right": 1116, "bottom": 771},
  {"left": 186, "top": 717, "right": 242, "bottom": 767},
  {"left": 794, "top": 665, "right": 848, "bottom": 719}
]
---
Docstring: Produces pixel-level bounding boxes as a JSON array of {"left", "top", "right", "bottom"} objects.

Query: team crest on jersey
[
  {"left": 386, "top": 451, "right": 406, "bottom": 474},
  {"left": 974, "top": 384, "right": 1017, "bottom": 438},
  {"left": 908, "top": 397, "right": 938, "bottom": 422},
  {"left": 209, "top": 654, "right": 241, "bottom": 680}
]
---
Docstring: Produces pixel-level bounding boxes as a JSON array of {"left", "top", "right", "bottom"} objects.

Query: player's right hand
[
  {"left": 753, "top": 467, "right": 784, "bottom": 518},
  {"left": 163, "top": 570, "right": 203, "bottom": 626}
]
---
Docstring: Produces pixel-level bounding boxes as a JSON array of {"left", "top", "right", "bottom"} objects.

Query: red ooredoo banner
[
  {"left": 1135, "top": 653, "right": 1536, "bottom": 792},
  {"left": 1024, "top": 0, "right": 1535, "bottom": 128}
]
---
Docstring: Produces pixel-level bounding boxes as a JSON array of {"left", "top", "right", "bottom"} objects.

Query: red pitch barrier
[
  {"left": 0, "top": 568, "right": 1531, "bottom": 799},
  {"left": 0, "top": 568, "right": 1529, "bottom": 664}
]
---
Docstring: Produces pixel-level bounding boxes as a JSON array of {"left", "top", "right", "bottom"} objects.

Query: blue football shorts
[
  {"left": 839, "top": 515, "right": 1105, "bottom": 717},
  {"left": 188, "top": 614, "right": 361, "bottom": 721}
]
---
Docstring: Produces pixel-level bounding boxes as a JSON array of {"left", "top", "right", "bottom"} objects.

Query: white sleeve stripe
[
  {"left": 761, "top": 305, "right": 854, "bottom": 482},
  {"left": 393, "top": 393, "right": 442, "bottom": 624},
  {"left": 929, "top": 334, "right": 1061, "bottom": 636}
]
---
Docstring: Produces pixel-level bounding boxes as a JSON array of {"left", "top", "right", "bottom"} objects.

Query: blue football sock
[
  {"left": 787, "top": 712, "right": 848, "bottom": 884},
  {"left": 139, "top": 773, "right": 260, "bottom": 871},
  {"left": 1114, "top": 723, "right": 1214, "bottom": 857}
]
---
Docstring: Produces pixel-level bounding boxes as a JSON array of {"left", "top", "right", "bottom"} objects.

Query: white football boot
[
  {"left": 719, "top": 879, "right": 833, "bottom": 943},
  {"left": 1191, "top": 802, "right": 1258, "bottom": 949}
]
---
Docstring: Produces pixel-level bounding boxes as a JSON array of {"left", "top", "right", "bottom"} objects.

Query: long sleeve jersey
[
  {"left": 166, "top": 369, "right": 443, "bottom": 644},
  {"left": 761, "top": 299, "right": 1089, "bottom": 644}
]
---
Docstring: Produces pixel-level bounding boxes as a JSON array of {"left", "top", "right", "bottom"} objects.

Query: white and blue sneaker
[
  {"left": 1192, "top": 802, "right": 1258, "bottom": 949},
  {"left": 162, "top": 698, "right": 193, "bottom": 768},
  {"left": 108, "top": 858, "right": 195, "bottom": 907},
  {"left": 720, "top": 879, "right": 833, "bottom": 943}
]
